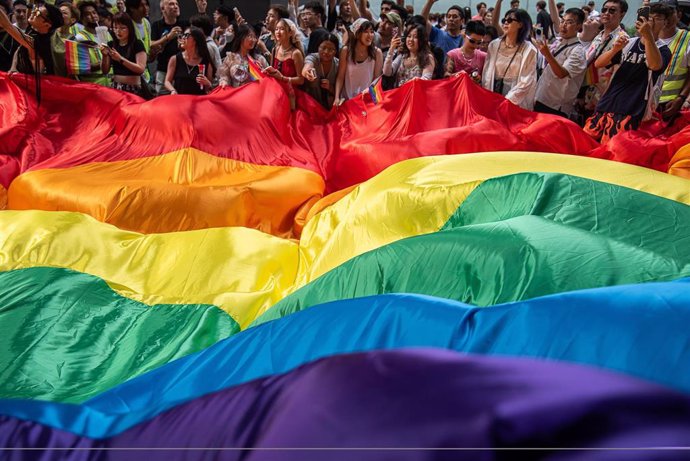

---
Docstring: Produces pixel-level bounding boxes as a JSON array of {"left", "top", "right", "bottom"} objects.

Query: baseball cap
[{"left": 381, "top": 11, "right": 402, "bottom": 29}]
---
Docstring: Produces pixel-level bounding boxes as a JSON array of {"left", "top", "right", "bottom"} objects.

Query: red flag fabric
[{"left": 1, "top": 72, "right": 688, "bottom": 192}]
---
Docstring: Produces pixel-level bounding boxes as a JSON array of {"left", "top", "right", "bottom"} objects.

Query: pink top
[{"left": 447, "top": 48, "right": 487, "bottom": 78}]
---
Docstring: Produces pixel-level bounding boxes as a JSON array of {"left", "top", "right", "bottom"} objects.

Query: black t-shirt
[
  {"left": 536, "top": 10, "right": 553, "bottom": 40},
  {"left": 596, "top": 38, "right": 671, "bottom": 120},
  {"left": 151, "top": 18, "right": 188, "bottom": 72},
  {"left": 0, "top": 31, "right": 20, "bottom": 71},
  {"left": 108, "top": 38, "right": 146, "bottom": 76}
]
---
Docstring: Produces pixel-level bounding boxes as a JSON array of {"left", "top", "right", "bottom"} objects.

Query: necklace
[{"left": 278, "top": 45, "right": 293, "bottom": 58}]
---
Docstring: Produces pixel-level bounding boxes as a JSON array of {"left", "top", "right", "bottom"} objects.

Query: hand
[
  {"left": 334, "top": 97, "right": 343, "bottom": 106},
  {"left": 233, "top": 7, "right": 245, "bottom": 24},
  {"left": 195, "top": 0, "right": 207, "bottom": 13},
  {"left": 169, "top": 26, "right": 182, "bottom": 40},
  {"left": 196, "top": 74, "right": 211, "bottom": 88},
  {"left": 320, "top": 78, "right": 330, "bottom": 90},
  {"left": 305, "top": 68, "right": 317, "bottom": 81},
  {"left": 532, "top": 38, "right": 550, "bottom": 56},
  {"left": 219, "top": 80, "right": 228, "bottom": 88},
  {"left": 99, "top": 44, "right": 110, "bottom": 55},
  {"left": 612, "top": 34, "right": 629, "bottom": 52},
  {"left": 256, "top": 39, "right": 268, "bottom": 55},
  {"left": 109, "top": 49, "right": 123, "bottom": 62},
  {"left": 391, "top": 35, "right": 402, "bottom": 49},
  {"left": 170, "top": 89, "right": 178, "bottom": 95},
  {"left": 662, "top": 97, "right": 684, "bottom": 121},
  {"left": 264, "top": 66, "right": 278, "bottom": 75},
  {"left": 635, "top": 17, "right": 652, "bottom": 40}
]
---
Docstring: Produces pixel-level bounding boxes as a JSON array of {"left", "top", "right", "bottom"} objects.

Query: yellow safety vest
[
  {"left": 76, "top": 29, "right": 111, "bottom": 87},
  {"left": 133, "top": 18, "right": 151, "bottom": 82},
  {"left": 660, "top": 29, "right": 690, "bottom": 103}
]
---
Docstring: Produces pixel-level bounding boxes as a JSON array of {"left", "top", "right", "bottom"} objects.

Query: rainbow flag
[
  {"left": 0, "top": 73, "right": 690, "bottom": 453},
  {"left": 368, "top": 77, "right": 384, "bottom": 104},
  {"left": 247, "top": 56, "right": 264, "bottom": 82},
  {"left": 64, "top": 40, "right": 93, "bottom": 75}
]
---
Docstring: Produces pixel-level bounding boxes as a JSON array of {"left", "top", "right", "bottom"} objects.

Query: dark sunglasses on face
[
  {"left": 467, "top": 37, "right": 482, "bottom": 44},
  {"left": 177, "top": 32, "right": 191, "bottom": 40},
  {"left": 601, "top": 7, "right": 618, "bottom": 13},
  {"left": 501, "top": 17, "right": 517, "bottom": 24}
]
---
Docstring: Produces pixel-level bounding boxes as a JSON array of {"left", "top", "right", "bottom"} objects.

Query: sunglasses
[
  {"left": 601, "top": 7, "right": 618, "bottom": 13},
  {"left": 466, "top": 37, "right": 482, "bottom": 44},
  {"left": 177, "top": 32, "right": 191, "bottom": 40},
  {"left": 501, "top": 17, "right": 518, "bottom": 24}
]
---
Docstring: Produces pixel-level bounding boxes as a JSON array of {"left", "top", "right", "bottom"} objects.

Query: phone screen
[{"left": 637, "top": 6, "right": 650, "bottom": 19}]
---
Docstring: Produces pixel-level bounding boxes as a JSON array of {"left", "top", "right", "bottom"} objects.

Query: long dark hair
[
  {"left": 111, "top": 13, "right": 136, "bottom": 58},
  {"left": 401, "top": 24, "right": 431, "bottom": 69},
  {"left": 348, "top": 20, "right": 376, "bottom": 63},
  {"left": 186, "top": 26, "right": 215, "bottom": 75},
  {"left": 228, "top": 23, "right": 261, "bottom": 59},
  {"left": 503, "top": 8, "right": 532, "bottom": 44},
  {"left": 26, "top": 3, "right": 63, "bottom": 104}
]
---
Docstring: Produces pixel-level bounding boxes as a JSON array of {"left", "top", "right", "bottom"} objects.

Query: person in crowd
[
  {"left": 151, "top": 0, "right": 186, "bottom": 92},
  {"left": 301, "top": 0, "right": 325, "bottom": 47},
  {"left": 261, "top": 4, "right": 289, "bottom": 55},
  {"left": 0, "top": 0, "right": 19, "bottom": 72},
  {"left": 383, "top": 23, "right": 434, "bottom": 87},
  {"left": 511, "top": 0, "right": 520, "bottom": 8},
  {"left": 97, "top": 6, "right": 112, "bottom": 29},
  {"left": 535, "top": 0, "right": 553, "bottom": 40},
  {"left": 0, "top": 1, "right": 62, "bottom": 75},
  {"left": 75, "top": 1, "right": 110, "bottom": 86},
  {"left": 484, "top": 7, "right": 494, "bottom": 25},
  {"left": 378, "top": 11, "right": 402, "bottom": 59},
  {"left": 211, "top": 4, "right": 233, "bottom": 49},
  {"left": 422, "top": 0, "right": 464, "bottom": 54},
  {"left": 51, "top": 2, "right": 78, "bottom": 77},
  {"left": 534, "top": 7, "right": 587, "bottom": 117},
  {"left": 327, "top": 0, "right": 354, "bottom": 31},
  {"left": 584, "top": 3, "right": 672, "bottom": 142},
  {"left": 125, "top": 0, "right": 150, "bottom": 82},
  {"left": 116, "top": 0, "right": 125, "bottom": 12},
  {"left": 164, "top": 26, "right": 214, "bottom": 95},
  {"left": 578, "top": 0, "right": 629, "bottom": 120},
  {"left": 656, "top": 0, "right": 690, "bottom": 122},
  {"left": 473, "top": 2, "right": 487, "bottom": 20},
  {"left": 191, "top": 13, "right": 220, "bottom": 80},
  {"left": 446, "top": 20, "right": 486, "bottom": 81},
  {"left": 12, "top": 0, "right": 27, "bottom": 32},
  {"left": 482, "top": 8, "right": 538, "bottom": 109},
  {"left": 265, "top": 18, "right": 304, "bottom": 86},
  {"left": 218, "top": 22, "right": 268, "bottom": 88},
  {"left": 482, "top": 25, "right": 499, "bottom": 52},
  {"left": 557, "top": 2, "right": 566, "bottom": 16},
  {"left": 306, "top": 27, "right": 328, "bottom": 53},
  {"left": 101, "top": 12, "right": 146, "bottom": 95},
  {"left": 302, "top": 31, "right": 339, "bottom": 108},
  {"left": 334, "top": 18, "right": 382, "bottom": 104},
  {"left": 587, "top": 0, "right": 600, "bottom": 18}
]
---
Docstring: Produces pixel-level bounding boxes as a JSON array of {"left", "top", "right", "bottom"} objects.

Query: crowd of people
[{"left": 0, "top": 0, "right": 689, "bottom": 141}]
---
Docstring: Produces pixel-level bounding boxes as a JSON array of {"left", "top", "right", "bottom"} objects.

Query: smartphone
[
  {"left": 637, "top": 6, "right": 650, "bottom": 20},
  {"left": 392, "top": 27, "right": 399, "bottom": 37}
]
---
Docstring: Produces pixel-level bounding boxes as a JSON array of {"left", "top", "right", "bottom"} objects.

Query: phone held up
[{"left": 637, "top": 6, "right": 650, "bottom": 21}]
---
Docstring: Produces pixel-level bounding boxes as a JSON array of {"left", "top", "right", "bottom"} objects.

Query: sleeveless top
[
  {"left": 173, "top": 52, "right": 208, "bottom": 95},
  {"left": 343, "top": 55, "right": 375, "bottom": 100},
  {"left": 272, "top": 56, "right": 298, "bottom": 78}
]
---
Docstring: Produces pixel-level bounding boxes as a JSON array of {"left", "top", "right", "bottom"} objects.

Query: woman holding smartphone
[{"left": 101, "top": 13, "right": 146, "bottom": 95}]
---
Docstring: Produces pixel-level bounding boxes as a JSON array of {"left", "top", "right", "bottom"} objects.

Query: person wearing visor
[{"left": 378, "top": 11, "right": 401, "bottom": 59}]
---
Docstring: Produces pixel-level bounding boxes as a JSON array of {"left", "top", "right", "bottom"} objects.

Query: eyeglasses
[
  {"left": 601, "top": 7, "right": 618, "bottom": 13},
  {"left": 177, "top": 32, "right": 190, "bottom": 40},
  {"left": 501, "top": 17, "right": 517, "bottom": 24},
  {"left": 466, "top": 37, "right": 482, "bottom": 44}
]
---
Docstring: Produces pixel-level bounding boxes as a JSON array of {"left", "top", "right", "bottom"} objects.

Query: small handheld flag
[
  {"left": 64, "top": 40, "right": 93, "bottom": 76},
  {"left": 368, "top": 77, "right": 383, "bottom": 105},
  {"left": 247, "top": 56, "right": 264, "bottom": 82}
]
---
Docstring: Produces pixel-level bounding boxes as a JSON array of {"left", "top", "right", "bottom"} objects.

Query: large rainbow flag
[{"left": 2, "top": 71, "right": 690, "bottom": 458}]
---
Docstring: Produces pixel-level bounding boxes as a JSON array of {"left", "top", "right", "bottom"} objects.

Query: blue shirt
[{"left": 429, "top": 27, "right": 463, "bottom": 54}]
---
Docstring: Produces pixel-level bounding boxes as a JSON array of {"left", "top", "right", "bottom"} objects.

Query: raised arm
[
  {"left": 334, "top": 46, "right": 348, "bottom": 104},
  {"left": 595, "top": 34, "right": 627, "bottom": 68},
  {"left": 358, "top": 0, "right": 374, "bottom": 21}
]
